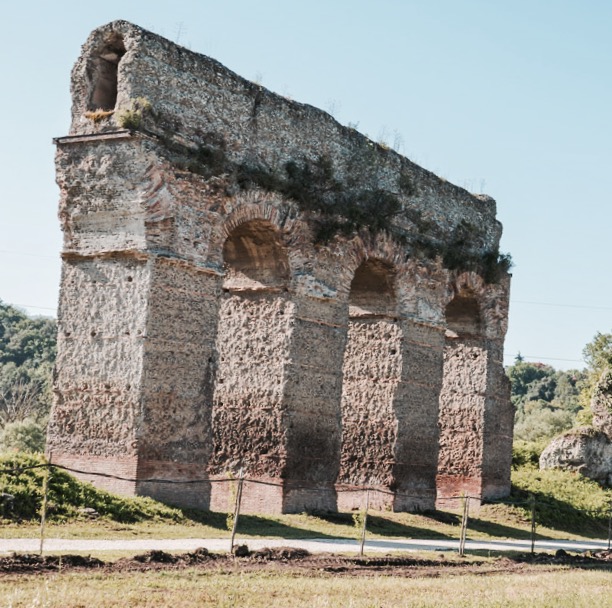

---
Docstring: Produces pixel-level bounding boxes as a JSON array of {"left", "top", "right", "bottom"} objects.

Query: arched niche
[
  {"left": 210, "top": 219, "right": 293, "bottom": 487},
  {"left": 348, "top": 258, "right": 397, "bottom": 317},
  {"left": 338, "top": 259, "right": 403, "bottom": 505},
  {"left": 222, "top": 219, "right": 289, "bottom": 291},
  {"left": 437, "top": 290, "right": 487, "bottom": 504},
  {"left": 445, "top": 294, "right": 482, "bottom": 338},
  {"left": 87, "top": 33, "right": 126, "bottom": 111}
]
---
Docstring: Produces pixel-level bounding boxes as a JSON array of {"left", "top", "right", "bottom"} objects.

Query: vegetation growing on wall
[
  {"left": 154, "top": 129, "right": 511, "bottom": 282},
  {"left": 116, "top": 97, "right": 153, "bottom": 130}
]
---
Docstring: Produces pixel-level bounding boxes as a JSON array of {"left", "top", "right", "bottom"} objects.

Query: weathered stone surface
[
  {"left": 539, "top": 369, "right": 612, "bottom": 486},
  {"left": 592, "top": 369, "right": 612, "bottom": 437},
  {"left": 539, "top": 428, "right": 612, "bottom": 486},
  {"left": 47, "top": 21, "right": 513, "bottom": 512}
]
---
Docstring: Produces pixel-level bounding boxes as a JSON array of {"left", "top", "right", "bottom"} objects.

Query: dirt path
[
  {"left": 1, "top": 537, "right": 609, "bottom": 556},
  {"left": 1, "top": 546, "right": 611, "bottom": 578}
]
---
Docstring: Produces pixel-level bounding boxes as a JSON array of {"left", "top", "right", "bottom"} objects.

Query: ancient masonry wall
[
  {"left": 437, "top": 339, "right": 487, "bottom": 502},
  {"left": 47, "top": 20, "right": 513, "bottom": 513},
  {"left": 209, "top": 293, "right": 294, "bottom": 511}
]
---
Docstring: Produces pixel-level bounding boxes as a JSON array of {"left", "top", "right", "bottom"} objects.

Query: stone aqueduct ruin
[{"left": 47, "top": 21, "right": 514, "bottom": 513}]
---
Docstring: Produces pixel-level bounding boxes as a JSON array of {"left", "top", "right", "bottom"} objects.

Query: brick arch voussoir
[
  {"left": 221, "top": 203, "right": 288, "bottom": 239},
  {"left": 205, "top": 197, "right": 297, "bottom": 271},
  {"left": 443, "top": 271, "right": 510, "bottom": 339},
  {"left": 334, "top": 232, "right": 405, "bottom": 302},
  {"left": 443, "top": 271, "right": 486, "bottom": 307}
]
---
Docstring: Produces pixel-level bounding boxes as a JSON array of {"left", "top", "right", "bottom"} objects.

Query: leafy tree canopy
[
  {"left": 506, "top": 355, "right": 586, "bottom": 444},
  {"left": 0, "top": 301, "right": 56, "bottom": 452}
]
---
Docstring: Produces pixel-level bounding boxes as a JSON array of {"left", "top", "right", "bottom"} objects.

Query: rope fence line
[
  {"left": 1, "top": 461, "right": 611, "bottom": 556},
  {"left": 1, "top": 461, "right": 610, "bottom": 512}
]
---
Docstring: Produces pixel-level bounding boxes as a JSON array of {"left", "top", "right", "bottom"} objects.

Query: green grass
[
  {"left": 510, "top": 466, "right": 611, "bottom": 537},
  {"left": 0, "top": 453, "right": 183, "bottom": 522},
  {"left": 1, "top": 569, "right": 610, "bottom": 607},
  {"left": 2, "top": 452, "right": 610, "bottom": 543}
]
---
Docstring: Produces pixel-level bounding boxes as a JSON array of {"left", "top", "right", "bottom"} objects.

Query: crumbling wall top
[{"left": 65, "top": 20, "right": 507, "bottom": 274}]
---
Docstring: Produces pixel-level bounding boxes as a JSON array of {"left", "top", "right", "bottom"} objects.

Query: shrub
[
  {"left": 0, "top": 452, "right": 184, "bottom": 522},
  {"left": 0, "top": 418, "right": 46, "bottom": 453},
  {"left": 116, "top": 97, "right": 152, "bottom": 130},
  {"left": 511, "top": 440, "right": 546, "bottom": 469}
]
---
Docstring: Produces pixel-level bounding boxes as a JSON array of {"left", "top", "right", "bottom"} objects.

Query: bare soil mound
[{"left": 1, "top": 548, "right": 610, "bottom": 577}]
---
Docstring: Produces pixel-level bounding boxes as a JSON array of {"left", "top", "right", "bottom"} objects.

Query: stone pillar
[
  {"left": 392, "top": 321, "right": 444, "bottom": 511},
  {"left": 480, "top": 339, "right": 513, "bottom": 500},
  {"left": 47, "top": 253, "right": 149, "bottom": 496},
  {"left": 436, "top": 336, "right": 487, "bottom": 506},
  {"left": 208, "top": 290, "right": 294, "bottom": 512},
  {"left": 135, "top": 258, "right": 222, "bottom": 509},
  {"left": 282, "top": 297, "right": 346, "bottom": 512},
  {"left": 337, "top": 314, "right": 403, "bottom": 511}
]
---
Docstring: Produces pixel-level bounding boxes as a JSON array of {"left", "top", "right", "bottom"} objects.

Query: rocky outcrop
[
  {"left": 540, "top": 369, "right": 612, "bottom": 486},
  {"left": 591, "top": 369, "right": 612, "bottom": 437},
  {"left": 539, "top": 427, "right": 612, "bottom": 485}
]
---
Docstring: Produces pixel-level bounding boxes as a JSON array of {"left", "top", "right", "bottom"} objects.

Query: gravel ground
[{"left": 0, "top": 536, "right": 609, "bottom": 556}]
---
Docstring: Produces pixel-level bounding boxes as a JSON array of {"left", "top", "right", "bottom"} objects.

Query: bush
[
  {"left": 0, "top": 418, "right": 46, "bottom": 453},
  {"left": 0, "top": 452, "right": 184, "bottom": 522},
  {"left": 511, "top": 440, "right": 547, "bottom": 469},
  {"left": 514, "top": 407, "right": 574, "bottom": 443}
]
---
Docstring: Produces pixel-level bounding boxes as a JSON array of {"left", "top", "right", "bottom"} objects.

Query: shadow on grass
[
  {"left": 366, "top": 514, "right": 453, "bottom": 540},
  {"left": 466, "top": 517, "right": 550, "bottom": 541},
  {"left": 309, "top": 511, "right": 454, "bottom": 540},
  {"left": 176, "top": 488, "right": 609, "bottom": 542},
  {"left": 508, "top": 484, "right": 609, "bottom": 540},
  {"left": 179, "top": 509, "right": 347, "bottom": 539},
  {"left": 179, "top": 509, "right": 456, "bottom": 540}
]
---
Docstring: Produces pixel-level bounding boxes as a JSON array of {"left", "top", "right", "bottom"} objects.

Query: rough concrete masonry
[{"left": 47, "top": 21, "right": 513, "bottom": 513}]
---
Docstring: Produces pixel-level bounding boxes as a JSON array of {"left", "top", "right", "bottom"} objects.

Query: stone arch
[
  {"left": 337, "top": 257, "right": 404, "bottom": 508},
  {"left": 436, "top": 285, "right": 487, "bottom": 505},
  {"left": 210, "top": 219, "right": 295, "bottom": 509},
  {"left": 222, "top": 219, "right": 290, "bottom": 290},
  {"left": 87, "top": 33, "right": 126, "bottom": 111},
  {"left": 333, "top": 232, "right": 405, "bottom": 305}
]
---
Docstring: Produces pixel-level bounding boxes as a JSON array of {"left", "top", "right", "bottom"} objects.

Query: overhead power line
[
  {"left": 504, "top": 354, "right": 584, "bottom": 363},
  {"left": 2, "top": 301, "right": 57, "bottom": 312},
  {"left": 512, "top": 299, "right": 612, "bottom": 311}
]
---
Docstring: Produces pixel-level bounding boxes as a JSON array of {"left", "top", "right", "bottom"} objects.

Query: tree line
[{"left": 0, "top": 300, "right": 56, "bottom": 452}]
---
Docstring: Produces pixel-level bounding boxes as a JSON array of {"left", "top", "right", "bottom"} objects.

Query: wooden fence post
[
  {"left": 530, "top": 494, "right": 537, "bottom": 555},
  {"left": 607, "top": 498, "right": 611, "bottom": 551},
  {"left": 459, "top": 495, "right": 470, "bottom": 557},
  {"left": 39, "top": 464, "right": 50, "bottom": 556},
  {"left": 230, "top": 469, "right": 245, "bottom": 553},
  {"left": 358, "top": 486, "right": 370, "bottom": 557}
]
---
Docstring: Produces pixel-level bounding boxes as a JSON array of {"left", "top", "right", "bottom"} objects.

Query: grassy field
[
  {"left": 1, "top": 568, "right": 610, "bottom": 607},
  {"left": 1, "top": 451, "right": 611, "bottom": 545},
  {"left": 2, "top": 453, "right": 611, "bottom": 607},
  {"left": 0, "top": 502, "right": 607, "bottom": 543}
]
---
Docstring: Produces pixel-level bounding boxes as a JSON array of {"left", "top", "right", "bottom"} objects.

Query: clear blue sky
[{"left": 1, "top": 1, "right": 611, "bottom": 370}]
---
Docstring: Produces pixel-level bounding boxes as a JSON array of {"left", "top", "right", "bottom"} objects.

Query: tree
[
  {"left": 506, "top": 360, "right": 585, "bottom": 444},
  {"left": 583, "top": 332, "right": 612, "bottom": 373},
  {"left": 576, "top": 331, "right": 612, "bottom": 423},
  {"left": 0, "top": 301, "right": 56, "bottom": 451}
]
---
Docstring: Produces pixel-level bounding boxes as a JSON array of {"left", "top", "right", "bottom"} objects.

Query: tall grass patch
[{"left": 0, "top": 453, "right": 183, "bottom": 523}]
